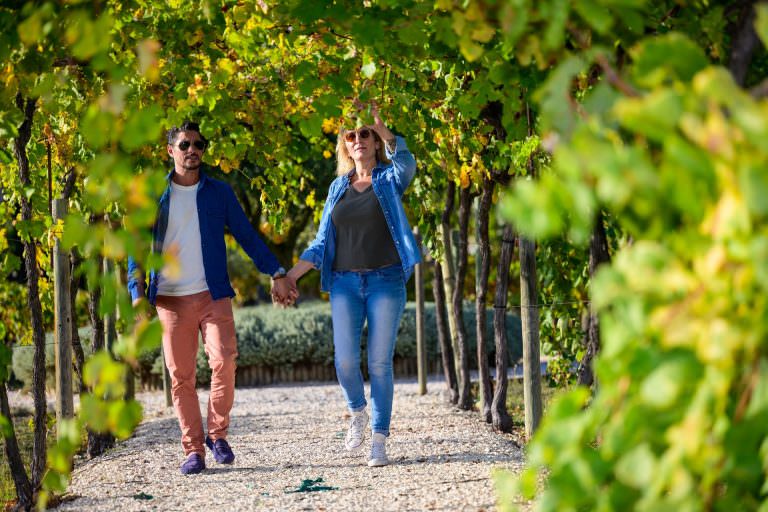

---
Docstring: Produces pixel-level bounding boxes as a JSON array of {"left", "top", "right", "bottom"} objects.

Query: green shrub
[
  {"left": 11, "top": 327, "right": 93, "bottom": 391},
  {"left": 13, "top": 302, "right": 522, "bottom": 388},
  {"left": 191, "top": 300, "right": 521, "bottom": 384}
]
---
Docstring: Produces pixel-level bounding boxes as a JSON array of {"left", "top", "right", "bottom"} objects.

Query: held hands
[{"left": 271, "top": 276, "right": 299, "bottom": 307}]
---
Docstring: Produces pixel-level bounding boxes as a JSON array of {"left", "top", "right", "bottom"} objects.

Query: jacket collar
[
  {"left": 165, "top": 167, "right": 208, "bottom": 187},
  {"left": 344, "top": 162, "right": 384, "bottom": 179}
]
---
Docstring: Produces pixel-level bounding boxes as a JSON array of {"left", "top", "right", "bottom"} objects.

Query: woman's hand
[
  {"left": 271, "top": 278, "right": 297, "bottom": 307},
  {"left": 368, "top": 102, "right": 395, "bottom": 145}
]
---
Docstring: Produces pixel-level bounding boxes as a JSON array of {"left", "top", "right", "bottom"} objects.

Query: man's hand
[
  {"left": 271, "top": 278, "right": 297, "bottom": 307},
  {"left": 132, "top": 297, "right": 150, "bottom": 323}
]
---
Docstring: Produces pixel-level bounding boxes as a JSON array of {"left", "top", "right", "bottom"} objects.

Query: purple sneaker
[
  {"left": 205, "top": 436, "right": 235, "bottom": 464},
  {"left": 180, "top": 453, "right": 205, "bottom": 475}
]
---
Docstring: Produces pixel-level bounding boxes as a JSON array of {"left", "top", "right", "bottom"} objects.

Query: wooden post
[
  {"left": 520, "top": 236, "right": 542, "bottom": 436},
  {"left": 53, "top": 198, "right": 74, "bottom": 425},
  {"left": 414, "top": 228, "right": 427, "bottom": 395}
]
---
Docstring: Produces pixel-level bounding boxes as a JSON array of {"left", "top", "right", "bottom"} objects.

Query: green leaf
[
  {"left": 0, "top": 414, "right": 12, "bottom": 438},
  {"left": 740, "top": 164, "right": 768, "bottom": 216},
  {"left": 458, "top": 36, "right": 485, "bottom": 62},
  {"left": 69, "top": 11, "right": 114, "bottom": 61},
  {"left": 574, "top": 0, "right": 613, "bottom": 34},
  {"left": 361, "top": 55, "right": 376, "bottom": 79},
  {"left": 108, "top": 400, "right": 143, "bottom": 439},
  {"left": 0, "top": 108, "right": 24, "bottom": 138},
  {"left": 81, "top": 105, "right": 115, "bottom": 150},
  {"left": 630, "top": 33, "right": 708, "bottom": 87},
  {"left": 543, "top": 0, "right": 569, "bottom": 51},
  {"left": 582, "top": 80, "right": 621, "bottom": 118},
  {"left": 122, "top": 105, "right": 163, "bottom": 151},
  {"left": 534, "top": 56, "right": 586, "bottom": 136},
  {"left": 17, "top": 11, "right": 43, "bottom": 46},
  {"left": 62, "top": 214, "right": 88, "bottom": 250},
  {"left": 613, "top": 89, "right": 683, "bottom": 142},
  {"left": 0, "top": 342, "right": 11, "bottom": 382},
  {"left": 47, "top": 444, "right": 72, "bottom": 473},
  {"left": 640, "top": 355, "right": 699, "bottom": 409},
  {"left": 136, "top": 319, "right": 162, "bottom": 354},
  {"left": 84, "top": 351, "right": 126, "bottom": 399},
  {"left": 746, "top": 358, "right": 768, "bottom": 419},
  {"left": 755, "top": 4, "right": 768, "bottom": 48},
  {"left": 80, "top": 394, "right": 108, "bottom": 432},
  {"left": 615, "top": 443, "right": 656, "bottom": 489},
  {"left": 41, "top": 470, "right": 68, "bottom": 493}
]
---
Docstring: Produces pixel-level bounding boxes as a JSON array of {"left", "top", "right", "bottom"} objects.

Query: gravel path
[{"left": 55, "top": 378, "right": 524, "bottom": 511}]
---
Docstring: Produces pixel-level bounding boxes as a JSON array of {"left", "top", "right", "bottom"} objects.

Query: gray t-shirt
[{"left": 331, "top": 186, "right": 401, "bottom": 270}]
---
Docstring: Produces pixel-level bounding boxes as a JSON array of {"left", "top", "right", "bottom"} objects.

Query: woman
[{"left": 285, "top": 105, "right": 420, "bottom": 467}]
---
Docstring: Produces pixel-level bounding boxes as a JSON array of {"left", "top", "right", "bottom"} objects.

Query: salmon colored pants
[{"left": 155, "top": 291, "right": 238, "bottom": 457}]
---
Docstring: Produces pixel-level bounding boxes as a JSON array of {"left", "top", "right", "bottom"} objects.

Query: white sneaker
[
  {"left": 368, "top": 433, "right": 388, "bottom": 467},
  {"left": 345, "top": 409, "right": 368, "bottom": 451}
]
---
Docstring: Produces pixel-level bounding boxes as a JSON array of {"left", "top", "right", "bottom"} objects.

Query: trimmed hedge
[
  {"left": 13, "top": 301, "right": 522, "bottom": 388},
  {"left": 11, "top": 327, "right": 93, "bottom": 391}
]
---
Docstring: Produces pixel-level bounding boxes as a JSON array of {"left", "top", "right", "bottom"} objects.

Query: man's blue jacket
[{"left": 127, "top": 170, "right": 281, "bottom": 305}]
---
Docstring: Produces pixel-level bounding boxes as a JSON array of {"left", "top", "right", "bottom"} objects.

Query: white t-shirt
[{"left": 156, "top": 182, "right": 209, "bottom": 296}]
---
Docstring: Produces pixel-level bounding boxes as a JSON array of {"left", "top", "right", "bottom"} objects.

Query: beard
[{"left": 182, "top": 156, "right": 201, "bottom": 171}]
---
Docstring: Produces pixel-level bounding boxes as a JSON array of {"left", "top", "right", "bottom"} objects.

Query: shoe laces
[{"left": 347, "top": 413, "right": 367, "bottom": 442}]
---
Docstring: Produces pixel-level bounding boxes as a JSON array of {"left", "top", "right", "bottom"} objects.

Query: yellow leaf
[
  {"left": 460, "top": 164, "right": 470, "bottom": 188},
  {"left": 471, "top": 23, "right": 496, "bottom": 43},
  {"left": 218, "top": 58, "right": 237, "bottom": 76},
  {"left": 186, "top": 28, "right": 204, "bottom": 47},
  {"left": 322, "top": 118, "right": 336, "bottom": 134}
]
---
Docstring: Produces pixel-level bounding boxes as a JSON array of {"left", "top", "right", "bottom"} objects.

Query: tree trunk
[
  {"left": 452, "top": 186, "right": 473, "bottom": 410},
  {"left": 86, "top": 251, "right": 114, "bottom": 457},
  {"left": 491, "top": 225, "right": 515, "bottom": 432},
  {"left": 0, "top": 382, "right": 33, "bottom": 511},
  {"left": 14, "top": 93, "right": 47, "bottom": 491},
  {"left": 61, "top": 169, "right": 86, "bottom": 393},
  {"left": 69, "top": 250, "right": 87, "bottom": 393},
  {"left": 577, "top": 211, "right": 611, "bottom": 387},
  {"left": 728, "top": 3, "right": 760, "bottom": 87},
  {"left": 432, "top": 261, "right": 458, "bottom": 403},
  {"left": 520, "top": 236, "right": 542, "bottom": 436},
  {"left": 438, "top": 181, "right": 462, "bottom": 404},
  {"left": 474, "top": 179, "right": 493, "bottom": 423}
]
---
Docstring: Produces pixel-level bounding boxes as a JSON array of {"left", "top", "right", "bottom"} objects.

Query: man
[{"left": 128, "top": 121, "right": 295, "bottom": 475}]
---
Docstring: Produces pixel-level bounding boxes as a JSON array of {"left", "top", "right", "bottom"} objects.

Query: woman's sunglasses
[
  {"left": 177, "top": 140, "right": 207, "bottom": 151},
  {"left": 343, "top": 128, "right": 371, "bottom": 143}
]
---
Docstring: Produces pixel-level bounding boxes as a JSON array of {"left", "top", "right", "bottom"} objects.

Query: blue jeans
[{"left": 330, "top": 265, "right": 406, "bottom": 436}]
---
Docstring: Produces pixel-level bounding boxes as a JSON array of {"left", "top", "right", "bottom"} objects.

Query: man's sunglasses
[
  {"left": 177, "top": 140, "right": 207, "bottom": 151},
  {"left": 343, "top": 128, "right": 372, "bottom": 143}
]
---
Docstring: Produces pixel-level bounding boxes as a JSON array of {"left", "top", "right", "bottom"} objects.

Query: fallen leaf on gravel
[{"left": 285, "top": 478, "right": 338, "bottom": 493}]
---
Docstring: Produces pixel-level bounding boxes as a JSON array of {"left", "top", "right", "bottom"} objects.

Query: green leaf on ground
[{"left": 285, "top": 477, "right": 338, "bottom": 493}]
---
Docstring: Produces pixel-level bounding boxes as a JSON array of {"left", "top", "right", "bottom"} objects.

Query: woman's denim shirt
[{"left": 300, "top": 136, "right": 421, "bottom": 292}]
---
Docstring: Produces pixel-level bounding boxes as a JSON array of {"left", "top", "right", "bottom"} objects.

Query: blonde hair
[{"left": 335, "top": 128, "right": 391, "bottom": 176}]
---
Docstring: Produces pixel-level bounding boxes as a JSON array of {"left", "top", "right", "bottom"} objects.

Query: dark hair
[{"left": 167, "top": 121, "right": 208, "bottom": 146}]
